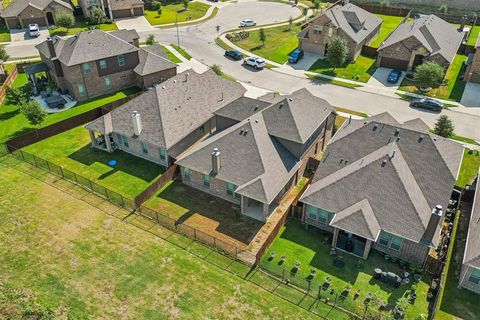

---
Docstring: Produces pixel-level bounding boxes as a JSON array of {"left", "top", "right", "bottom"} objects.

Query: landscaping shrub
[{"left": 226, "top": 31, "right": 249, "bottom": 42}]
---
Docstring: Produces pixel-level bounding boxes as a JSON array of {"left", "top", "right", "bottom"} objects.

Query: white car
[
  {"left": 239, "top": 19, "right": 256, "bottom": 27},
  {"left": 243, "top": 57, "right": 265, "bottom": 69},
  {"left": 28, "top": 24, "right": 40, "bottom": 37}
]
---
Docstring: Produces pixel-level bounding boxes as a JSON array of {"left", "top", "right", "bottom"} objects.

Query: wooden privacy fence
[
  {"left": 134, "top": 164, "right": 179, "bottom": 207},
  {"left": 0, "top": 66, "right": 18, "bottom": 105}
]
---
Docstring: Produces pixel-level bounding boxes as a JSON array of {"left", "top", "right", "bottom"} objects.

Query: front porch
[{"left": 333, "top": 229, "right": 372, "bottom": 259}]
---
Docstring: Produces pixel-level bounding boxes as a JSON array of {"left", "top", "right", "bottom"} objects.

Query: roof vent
[
  {"left": 255, "top": 119, "right": 258, "bottom": 123},
  {"left": 344, "top": 160, "right": 348, "bottom": 165},
  {"left": 288, "top": 98, "right": 293, "bottom": 101},
  {"left": 239, "top": 128, "right": 245, "bottom": 135},
  {"left": 279, "top": 103, "right": 284, "bottom": 108},
  {"left": 388, "top": 150, "right": 396, "bottom": 159},
  {"left": 396, "top": 136, "right": 400, "bottom": 142},
  {"left": 211, "top": 148, "right": 221, "bottom": 174},
  {"left": 394, "top": 128, "right": 400, "bottom": 136},
  {"left": 381, "top": 159, "right": 387, "bottom": 167},
  {"left": 243, "top": 129, "right": 249, "bottom": 136},
  {"left": 418, "top": 135, "right": 424, "bottom": 143},
  {"left": 340, "top": 158, "right": 343, "bottom": 163},
  {"left": 364, "top": 121, "right": 368, "bottom": 125},
  {"left": 173, "top": 80, "right": 177, "bottom": 83},
  {"left": 373, "top": 124, "right": 378, "bottom": 131},
  {"left": 162, "top": 86, "right": 166, "bottom": 89}
]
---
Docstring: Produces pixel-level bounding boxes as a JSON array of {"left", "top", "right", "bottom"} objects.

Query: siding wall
[
  {"left": 459, "top": 265, "right": 480, "bottom": 294},
  {"left": 113, "top": 134, "right": 169, "bottom": 167}
]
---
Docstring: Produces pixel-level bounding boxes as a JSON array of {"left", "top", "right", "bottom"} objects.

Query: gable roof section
[
  {"left": 134, "top": 44, "right": 177, "bottom": 76},
  {"left": 36, "top": 29, "right": 138, "bottom": 66},
  {"left": 378, "top": 15, "right": 463, "bottom": 64},
  {"left": 86, "top": 69, "right": 246, "bottom": 151},
  {"left": 110, "top": 29, "right": 140, "bottom": 44},
  {"left": 214, "top": 97, "right": 271, "bottom": 122},
  {"left": 464, "top": 171, "right": 480, "bottom": 268},
  {"left": 300, "top": 113, "right": 463, "bottom": 244},
  {"left": 109, "top": 0, "right": 143, "bottom": 10},
  {"left": 1, "top": 0, "right": 72, "bottom": 17}
]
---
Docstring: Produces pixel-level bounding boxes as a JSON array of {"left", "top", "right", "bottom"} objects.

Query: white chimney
[
  {"left": 212, "top": 148, "right": 221, "bottom": 174},
  {"left": 132, "top": 111, "right": 142, "bottom": 136}
]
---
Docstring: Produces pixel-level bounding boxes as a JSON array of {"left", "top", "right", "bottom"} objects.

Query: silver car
[{"left": 28, "top": 24, "right": 40, "bottom": 37}]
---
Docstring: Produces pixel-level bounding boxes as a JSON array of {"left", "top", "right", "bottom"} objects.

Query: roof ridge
[{"left": 153, "top": 84, "right": 168, "bottom": 148}]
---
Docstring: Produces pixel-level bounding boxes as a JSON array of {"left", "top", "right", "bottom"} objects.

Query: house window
[
  {"left": 379, "top": 231, "right": 391, "bottom": 246},
  {"left": 141, "top": 141, "right": 148, "bottom": 154},
  {"left": 328, "top": 27, "right": 333, "bottom": 37},
  {"left": 88, "top": 0, "right": 96, "bottom": 6},
  {"left": 159, "top": 147, "right": 166, "bottom": 161},
  {"left": 203, "top": 174, "right": 210, "bottom": 188},
  {"left": 78, "top": 84, "right": 85, "bottom": 97},
  {"left": 116, "top": 134, "right": 129, "bottom": 148},
  {"left": 99, "top": 59, "right": 107, "bottom": 69},
  {"left": 183, "top": 167, "right": 190, "bottom": 181},
  {"left": 314, "top": 25, "right": 322, "bottom": 34},
  {"left": 83, "top": 63, "right": 91, "bottom": 74},
  {"left": 308, "top": 205, "right": 318, "bottom": 221},
  {"left": 390, "top": 235, "right": 403, "bottom": 251},
  {"left": 226, "top": 182, "right": 239, "bottom": 198},
  {"left": 198, "top": 125, "right": 205, "bottom": 134},
  {"left": 319, "top": 209, "right": 329, "bottom": 224},
  {"left": 469, "top": 268, "right": 480, "bottom": 285},
  {"left": 104, "top": 77, "right": 112, "bottom": 90},
  {"left": 378, "top": 231, "right": 402, "bottom": 251},
  {"left": 117, "top": 54, "right": 125, "bottom": 67}
]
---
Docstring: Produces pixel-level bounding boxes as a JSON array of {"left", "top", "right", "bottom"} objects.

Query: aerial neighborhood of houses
[{"left": 1, "top": 0, "right": 480, "bottom": 318}]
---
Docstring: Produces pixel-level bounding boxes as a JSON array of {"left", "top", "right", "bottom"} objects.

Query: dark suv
[{"left": 410, "top": 98, "right": 443, "bottom": 112}]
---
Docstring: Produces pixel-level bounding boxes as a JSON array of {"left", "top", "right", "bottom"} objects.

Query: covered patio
[{"left": 85, "top": 115, "right": 116, "bottom": 153}]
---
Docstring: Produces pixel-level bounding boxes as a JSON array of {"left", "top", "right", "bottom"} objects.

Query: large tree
[
  {"left": 5, "top": 87, "right": 28, "bottom": 105},
  {"left": 89, "top": 6, "right": 107, "bottom": 25},
  {"left": 20, "top": 100, "right": 47, "bottom": 127},
  {"left": 327, "top": 36, "right": 349, "bottom": 70},
  {"left": 413, "top": 62, "right": 445, "bottom": 88},
  {"left": 55, "top": 11, "right": 75, "bottom": 32},
  {"left": 433, "top": 115, "right": 454, "bottom": 138},
  {"left": 0, "top": 46, "right": 9, "bottom": 61}
]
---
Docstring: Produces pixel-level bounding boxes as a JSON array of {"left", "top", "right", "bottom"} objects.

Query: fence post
[
  {"left": 213, "top": 237, "right": 217, "bottom": 251},
  {"left": 32, "top": 154, "right": 38, "bottom": 167},
  {"left": 282, "top": 268, "right": 285, "bottom": 282},
  {"left": 20, "top": 150, "right": 25, "bottom": 160},
  {"left": 73, "top": 172, "right": 79, "bottom": 184},
  {"left": 235, "top": 246, "right": 237, "bottom": 260},
  {"left": 317, "top": 286, "right": 322, "bottom": 300},
  {"left": 307, "top": 280, "right": 311, "bottom": 293},
  {"left": 46, "top": 160, "right": 51, "bottom": 172},
  {"left": 193, "top": 228, "right": 196, "bottom": 240},
  {"left": 120, "top": 195, "right": 125, "bottom": 208},
  {"left": 88, "top": 179, "right": 93, "bottom": 191}
]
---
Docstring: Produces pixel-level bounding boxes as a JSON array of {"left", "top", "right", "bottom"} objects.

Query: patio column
[
  {"left": 363, "top": 239, "right": 372, "bottom": 260},
  {"left": 89, "top": 130, "right": 96, "bottom": 148},
  {"left": 407, "top": 51, "right": 417, "bottom": 72},
  {"left": 332, "top": 228, "right": 339, "bottom": 248},
  {"left": 262, "top": 203, "right": 269, "bottom": 221},
  {"left": 105, "top": 133, "right": 113, "bottom": 152}
]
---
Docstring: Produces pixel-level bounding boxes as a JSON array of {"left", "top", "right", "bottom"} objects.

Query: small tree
[
  {"left": 288, "top": 16, "right": 293, "bottom": 31},
  {"left": 20, "top": 100, "right": 47, "bottom": 127},
  {"left": 313, "top": 0, "right": 321, "bottom": 13},
  {"left": 89, "top": 6, "right": 107, "bottom": 25},
  {"left": 5, "top": 87, "right": 28, "bottom": 105},
  {"left": 182, "top": 0, "right": 189, "bottom": 10},
  {"left": 433, "top": 115, "right": 454, "bottom": 137},
  {"left": 303, "top": 7, "right": 309, "bottom": 22},
  {"left": 151, "top": 1, "right": 162, "bottom": 15},
  {"left": 55, "top": 11, "right": 75, "bottom": 32},
  {"left": 0, "top": 46, "right": 9, "bottom": 61},
  {"left": 413, "top": 62, "right": 445, "bottom": 88},
  {"left": 259, "top": 28, "right": 267, "bottom": 47},
  {"left": 146, "top": 34, "right": 156, "bottom": 45},
  {"left": 327, "top": 36, "right": 349, "bottom": 70},
  {"left": 294, "top": 0, "right": 298, "bottom": 5},
  {"left": 210, "top": 64, "right": 223, "bottom": 76}
]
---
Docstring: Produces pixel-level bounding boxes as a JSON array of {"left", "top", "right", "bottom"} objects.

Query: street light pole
[{"left": 176, "top": 13, "right": 180, "bottom": 48}]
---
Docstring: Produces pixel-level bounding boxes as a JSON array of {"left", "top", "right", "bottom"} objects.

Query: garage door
[
  {"left": 112, "top": 9, "right": 132, "bottom": 18},
  {"left": 301, "top": 42, "right": 325, "bottom": 55},
  {"left": 379, "top": 57, "right": 409, "bottom": 71},
  {"left": 22, "top": 17, "right": 47, "bottom": 27},
  {"left": 5, "top": 18, "right": 20, "bottom": 29},
  {"left": 133, "top": 7, "right": 144, "bottom": 16}
]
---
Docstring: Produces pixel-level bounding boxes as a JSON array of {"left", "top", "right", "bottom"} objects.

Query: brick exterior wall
[
  {"left": 372, "top": 236, "right": 430, "bottom": 264},
  {"left": 459, "top": 264, "right": 480, "bottom": 293},
  {"left": 113, "top": 134, "right": 169, "bottom": 167},
  {"left": 4, "top": 2, "right": 72, "bottom": 29},
  {"left": 135, "top": 67, "right": 178, "bottom": 89},
  {"left": 465, "top": 49, "right": 480, "bottom": 83}
]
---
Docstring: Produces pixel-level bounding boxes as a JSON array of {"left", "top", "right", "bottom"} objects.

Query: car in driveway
[
  {"left": 239, "top": 19, "right": 256, "bottom": 27},
  {"left": 410, "top": 98, "right": 443, "bottom": 112},
  {"left": 288, "top": 49, "right": 304, "bottom": 64},
  {"left": 225, "top": 50, "right": 243, "bottom": 60},
  {"left": 387, "top": 69, "right": 402, "bottom": 84},
  {"left": 243, "top": 56, "right": 265, "bottom": 69},
  {"left": 28, "top": 24, "right": 40, "bottom": 37}
]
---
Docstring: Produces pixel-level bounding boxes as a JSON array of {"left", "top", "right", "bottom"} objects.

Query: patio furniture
[
  {"left": 384, "top": 272, "right": 402, "bottom": 288},
  {"left": 373, "top": 268, "right": 382, "bottom": 279},
  {"left": 45, "top": 95, "right": 67, "bottom": 109}
]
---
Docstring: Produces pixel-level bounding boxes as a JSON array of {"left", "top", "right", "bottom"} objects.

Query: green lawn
[
  {"left": 0, "top": 164, "right": 323, "bottom": 320},
  {"left": 145, "top": 2, "right": 211, "bottom": 25},
  {"left": 370, "top": 14, "right": 405, "bottom": 48},
  {"left": 309, "top": 55, "right": 377, "bottom": 83},
  {"left": 161, "top": 45, "right": 182, "bottom": 63},
  {"left": 0, "top": 72, "right": 139, "bottom": 143},
  {"left": 49, "top": 18, "right": 118, "bottom": 37},
  {"left": 0, "top": 21, "right": 11, "bottom": 42},
  {"left": 261, "top": 220, "right": 431, "bottom": 319},
  {"left": 398, "top": 54, "right": 468, "bottom": 102},
  {"left": 22, "top": 126, "right": 164, "bottom": 198},
  {"left": 467, "top": 26, "right": 480, "bottom": 46},
  {"left": 233, "top": 24, "right": 301, "bottom": 64},
  {"left": 170, "top": 43, "right": 192, "bottom": 60},
  {"left": 456, "top": 149, "right": 480, "bottom": 188}
]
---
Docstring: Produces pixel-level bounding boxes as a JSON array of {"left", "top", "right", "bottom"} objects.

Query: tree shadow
[{"left": 0, "top": 109, "right": 20, "bottom": 121}]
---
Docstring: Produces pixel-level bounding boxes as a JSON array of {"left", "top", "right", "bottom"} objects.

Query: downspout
[
  {"left": 105, "top": 0, "right": 113, "bottom": 20},
  {"left": 79, "top": 64, "right": 90, "bottom": 100}
]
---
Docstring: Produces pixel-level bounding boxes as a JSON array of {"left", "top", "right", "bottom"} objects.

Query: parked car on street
[
  {"left": 288, "top": 49, "right": 304, "bottom": 64},
  {"left": 410, "top": 98, "right": 443, "bottom": 112},
  {"left": 243, "top": 56, "right": 265, "bottom": 69},
  {"left": 239, "top": 19, "right": 256, "bottom": 27},
  {"left": 387, "top": 69, "right": 402, "bottom": 84},
  {"left": 28, "top": 24, "right": 40, "bottom": 37},
  {"left": 225, "top": 50, "right": 243, "bottom": 60}
]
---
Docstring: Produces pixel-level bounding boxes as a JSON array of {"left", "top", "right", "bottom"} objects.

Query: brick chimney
[
  {"left": 211, "top": 148, "right": 221, "bottom": 174},
  {"left": 46, "top": 37, "right": 56, "bottom": 58},
  {"left": 423, "top": 205, "right": 443, "bottom": 244}
]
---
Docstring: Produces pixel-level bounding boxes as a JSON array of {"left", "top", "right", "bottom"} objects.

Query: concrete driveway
[
  {"left": 287, "top": 52, "right": 322, "bottom": 70},
  {"left": 115, "top": 16, "right": 154, "bottom": 32},
  {"left": 461, "top": 82, "right": 480, "bottom": 107},
  {"left": 9, "top": 27, "right": 50, "bottom": 44},
  {"left": 367, "top": 67, "right": 406, "bottom": 89}
]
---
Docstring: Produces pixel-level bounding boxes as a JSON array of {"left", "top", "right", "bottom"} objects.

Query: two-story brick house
[
  {"left": 78, "top": 0, "right": 144, "bottom": 19},
  {"left": 1, "top": 0, "right": 73, "bottom": 29},
  {"left": 35, "top": 29, "right": 177, "bottom": 101},
  {"left": 298, "top": 1, "right": 382, "bottom": 60},
  {"left": 299, "top": 113, "right": 463, "bottom": 264},
  {"left": 465, "top": 35, "right": 480, "bottom": 83},
  {"left": 176, "top": 89, "right": 336, "bottom": 221}
]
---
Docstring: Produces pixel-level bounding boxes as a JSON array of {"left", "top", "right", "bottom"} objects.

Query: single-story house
[
  {"left": 298, "top": 0, "right": 382, "bottom": 60},
  {"left": 78, "top": 0, "right": 144, "bottom": 19},
  {"left": 459, "top": 169, "right": 480, "bottom": 293},
  {"left": 299, "top": 113, "right": 464, "bottom": 264},
  {"left": 85, "top": 69, "right": 246, "bottom": 168},
  {"left": 1, "top": 0, "right": 73, "bottom": 29},
  {"left": 176, "top": 89, "right": 336, "bottom": 221},
  {"left": 465, "top": 35, "right": 480, "bottom": 83},
  {"left": 377, "top": 14, "right": 464, "bottom": 71}
]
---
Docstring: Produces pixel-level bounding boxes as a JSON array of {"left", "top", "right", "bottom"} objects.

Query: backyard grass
[
  {"left": 145, "top": 180, "right": 263, "bottom": 247},
  {"left": 309, "top": 55, "right": 377, "bottom": 83},
  {"left": 49, "top": 18, "right": 118, "bottom": 37},
  {"left": 21, "top": 126, "right": 164, "bottom": 198},
  {"left": 161, "top": 45, "right": 182, "bottom": 63},
  {"left": 398, "top": 54, "right": 468, "bottom": 102},
  {"left": 456, "top": 149, "right": 480, "bottom": 188},
  {"left": 233, "top": 24, "right": 301, "bottom": 64},
  {"left": 370, "top": 14, "right": 405, "bottom": 48},
  {"left": 467, "top": 26, "right": 480, "bottom": 46},
  {"left": 0, "top": 72, "right": 139, "bottom": 143},
  {"left": 170, "top": 43, "right": 192, "bottom": 60},
  {"left": 0, "top": 22, "right": 11, "bottom": 42},
  {"left": 261, "top": 220, "right": 431, "bottom": 319},
  {"left": 0, "top": 165, "right": 324, "bottom": 320},
  {"left": 145, "top": 2, "right": 211, "bottom": 25}
]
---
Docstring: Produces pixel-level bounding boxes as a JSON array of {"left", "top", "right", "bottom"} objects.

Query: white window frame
[
  {"left": 82, "top": 63, "right": 91, "bottom": 75},
  {"left": 78, "top": 84, "right": 85, "bottom": 97},
  {"left": 99, "top": 59, "right": 107, "bottom": 70},
  {"left": 104, "top": 76, "right": 112, "bottom": 90},
  {"left": 117, "top": 54, "right": 125, "bottom": 67}
]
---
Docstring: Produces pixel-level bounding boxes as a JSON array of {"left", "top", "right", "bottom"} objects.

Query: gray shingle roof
[
  {"left": 36, "top": 29, "right": 139, "bottom": 66},
  {"left": 319, "top": 3, "right": 382, "bottom": 43},
  {"left": 378, "top": 15, "right": 464, "bottom": 65},
  {"left": 134, "top": 45, "right": 177, "bottom": 76},
  {"left": 1, "top": 0, "right": 72, "bottom": 17},
  {"left": 86, "top": 69, "right": 246, "bottom": 151},
  {"left": 300, "top": 114, "right": 463, "bottom": 244},
  {"left": 110, "top": 29, "right": 140, "bottom": 44},
  {"left": 109, "top": 0, "right": 143, "bottom": 10},
  {"left": 463, "top": 170, "right": 480, "bottom": 268},
  {"left": 214, "top": 97, "right": 271, "bottom": 122},
  {"left": 176, "top": 89, "right": 335, "bottom": 204}
]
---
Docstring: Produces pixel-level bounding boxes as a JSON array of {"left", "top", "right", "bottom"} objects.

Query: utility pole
[{"left": 176, "top": 13, "right": 180, "bottom": 48}]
